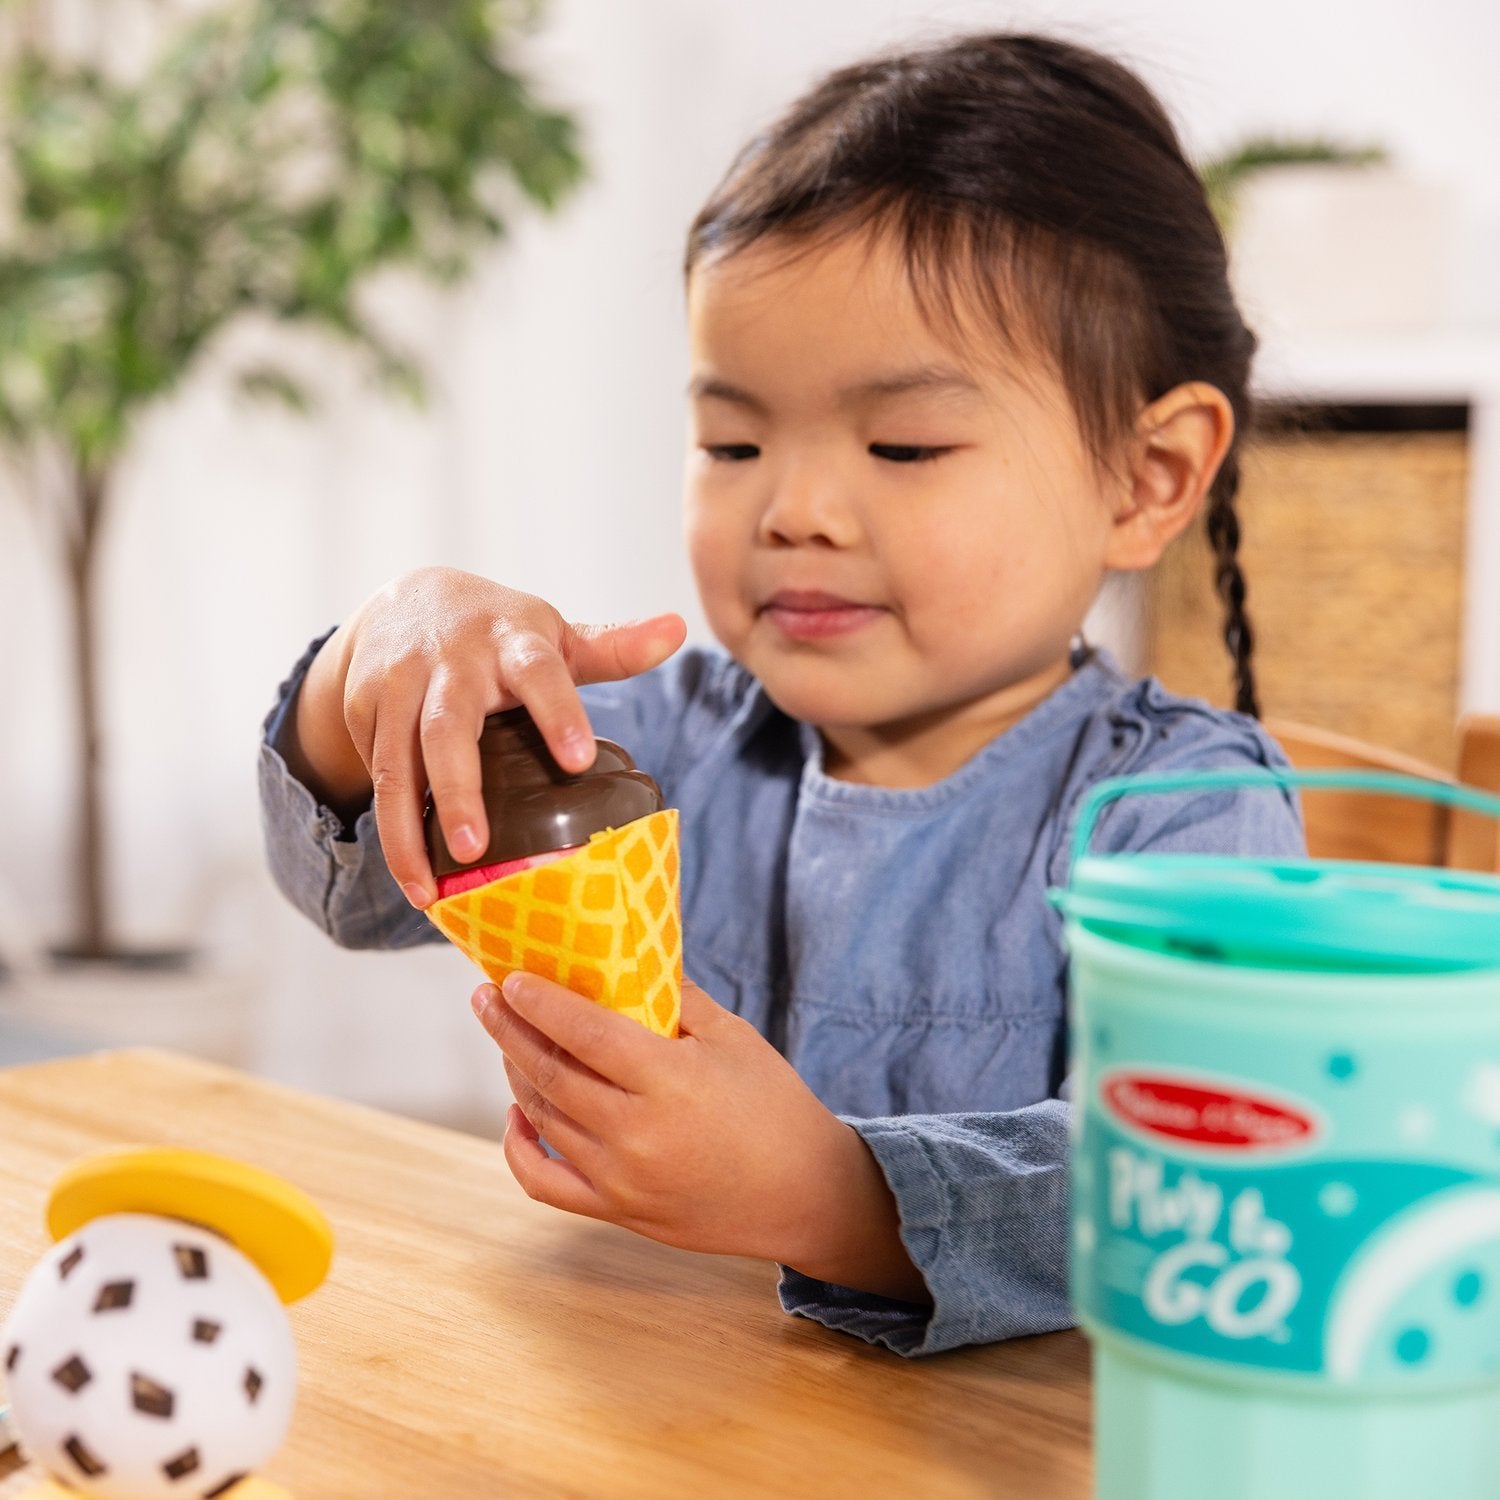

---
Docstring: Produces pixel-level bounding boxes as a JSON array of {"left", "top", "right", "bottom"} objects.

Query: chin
[{"left": 752, "top": 670, "right": 894, "bottom": 732}]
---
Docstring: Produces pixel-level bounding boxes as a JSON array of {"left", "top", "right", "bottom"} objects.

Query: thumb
[
  {"left": 564, "top": 613, "right": 687, "bottom": 686},
  {"left": 676, "top": 975, "right": 729, "bottom": 1037}
]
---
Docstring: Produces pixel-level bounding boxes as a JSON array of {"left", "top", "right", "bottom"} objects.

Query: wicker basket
[{"left": 1146, "top": 428, "right": 1468, "bottom": 766}]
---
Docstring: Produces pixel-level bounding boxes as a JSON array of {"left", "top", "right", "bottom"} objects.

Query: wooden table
[{"left": 0, "top": 1050, "right": 1091, "bottom": 1498}]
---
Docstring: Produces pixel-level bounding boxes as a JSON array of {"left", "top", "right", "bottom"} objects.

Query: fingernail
[
  {"left": 560, "top": 730, "right": 593, "bottom": 770},
  {"left": 452, "top": 823, "right": 483, "bottom": 859},
  {"left": 403, "top": 881, "right": 433, "bottom": 910},
  {"left": 472, "top": 984, "right": 499, "bottom": 1021},
  {"left": 501, "top": 972, "right": 529, "bottom": 1005}
]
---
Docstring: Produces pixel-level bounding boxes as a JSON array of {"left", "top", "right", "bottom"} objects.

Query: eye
[
  {"left": 869, "top": 444, "right": 951, "bottom": 463},
  {"left": 703, "top": 443, "right": 760, "bottom": 462}
]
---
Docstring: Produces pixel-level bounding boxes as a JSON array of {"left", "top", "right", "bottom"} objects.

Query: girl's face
[{"left": 685, "top": 226, "right": 1131, "bottom": 786}]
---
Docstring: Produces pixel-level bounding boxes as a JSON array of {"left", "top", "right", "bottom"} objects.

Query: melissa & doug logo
[{"left": 1100, "top": 1069, "right": 1322, "bottom": 1153}]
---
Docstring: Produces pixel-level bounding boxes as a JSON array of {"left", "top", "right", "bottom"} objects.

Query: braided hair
[{"left": 686, "top": 32, "right": 1260, "bottom": 715}]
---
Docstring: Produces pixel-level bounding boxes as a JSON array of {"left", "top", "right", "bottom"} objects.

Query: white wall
[{"left": 1, "top": 0, "right": 1495, "bottom": 1123}]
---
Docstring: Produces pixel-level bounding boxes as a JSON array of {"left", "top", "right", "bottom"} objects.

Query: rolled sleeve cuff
[{"left": 777, "top": 1110, "right": 1074, "bottom": 1357}]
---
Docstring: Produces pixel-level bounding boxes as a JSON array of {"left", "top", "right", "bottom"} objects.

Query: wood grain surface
[{"left": 0, "top": 1051, "right": 1091, "bottom": 1499}]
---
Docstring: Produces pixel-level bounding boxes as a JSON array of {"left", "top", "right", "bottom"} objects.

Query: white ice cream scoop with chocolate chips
[{"left": 0, "top": 1149, "right": 332, "bottom": 1500}]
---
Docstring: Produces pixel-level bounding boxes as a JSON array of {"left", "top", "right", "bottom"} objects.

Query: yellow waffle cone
[{"left": 427, "top": 809, "right": 681, "bottom": 1036}]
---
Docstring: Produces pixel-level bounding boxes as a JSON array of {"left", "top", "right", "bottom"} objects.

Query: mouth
[{"left": 759, "top": 590, "right": 887, "bottom": 641}]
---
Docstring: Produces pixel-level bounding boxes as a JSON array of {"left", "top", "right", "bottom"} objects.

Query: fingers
[
  {"left": 502, "top": 1056, "right": 600, "bottom": 1163},
  {"left": 498, "top": 612, "right": 685, "bottom": 775},
  {"left": 493, "top": 627, "right": 598, "bottom": 774},
  {"left": 503, "top": 1105, "right": 605, "bottom": 1219},
  {"left": 418, "top": 678, "right": 490, "bottom": 873},
  {"left": 676, "top": 975, "right": 734, "bottom": 1039},
  {"left": 565, "top": 613, "right": 687, "bottom": 688},
  {"left": 363, "top": 689, "right": 439, "bottom": 907},
  {"left": 473, "top": 980, "right": 633, "bottom": 1114},
  {"left": 494, "top": 973, "right": 665, "bottom": 1093}
]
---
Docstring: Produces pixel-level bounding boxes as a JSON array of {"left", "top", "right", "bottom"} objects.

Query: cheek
[
  {"left": 683, "top": 489, "right": 715, "bottom": 579},
  {"left": 878, "top": 497, "right": 1004, "bottom": 598},
  {"left": 683, "top": 493, "right": 740, "bottom": 623},
  {"left": 886, "top": 505, "right": 1068, "bottom": 633}
]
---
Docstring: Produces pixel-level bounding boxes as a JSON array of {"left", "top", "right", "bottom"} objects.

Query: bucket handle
[{"left": 1068, "top": 768, "right": 1500, "bottom": 880}]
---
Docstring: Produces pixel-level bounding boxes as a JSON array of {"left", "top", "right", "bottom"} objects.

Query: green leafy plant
[
  {"left": 0, "top": 0, "right": 585, "bottom": 962},
  {"left": 1200, "top": 136, "right": 1388, "bottom": 234}
]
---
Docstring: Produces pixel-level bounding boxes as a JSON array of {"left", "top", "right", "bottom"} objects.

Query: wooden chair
[{"left": 1265, "top": 715, "right": 1500, "bottom": 871}]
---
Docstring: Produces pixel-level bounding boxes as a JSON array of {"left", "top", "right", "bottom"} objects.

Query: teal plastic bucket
[{"left": 1052, "top": 770, "right": 1500, "bottom": 1500}]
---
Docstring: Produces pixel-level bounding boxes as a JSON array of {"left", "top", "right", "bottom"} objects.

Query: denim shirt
[{"left": 259, "top": 635, "right": 1305, "bottom": 1356}]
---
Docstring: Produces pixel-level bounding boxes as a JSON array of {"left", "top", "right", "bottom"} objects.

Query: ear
[{"left": 1104, "top": 382, "right": 1235, "bottom": 571}]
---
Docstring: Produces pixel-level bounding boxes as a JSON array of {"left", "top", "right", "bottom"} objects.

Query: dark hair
[{"left": 686, "top": 32, "right": 1260, "bottom": 716}]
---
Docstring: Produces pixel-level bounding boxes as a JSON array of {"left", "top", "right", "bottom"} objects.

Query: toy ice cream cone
[
  {"left": 424, "top": 710, "right": 682, "bottom": 1036},
  {"left": 427, "top": 808, "right": 681, "bottom": 1036}
]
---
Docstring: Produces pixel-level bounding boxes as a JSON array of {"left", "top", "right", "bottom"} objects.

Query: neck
[{"left": 818, "top": 655, "right": 1078, "bottom": 789}]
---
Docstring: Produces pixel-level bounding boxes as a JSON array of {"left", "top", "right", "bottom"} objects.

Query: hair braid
[{"left": 1204, "top": 453, "right": 1259, "bottom": 717}]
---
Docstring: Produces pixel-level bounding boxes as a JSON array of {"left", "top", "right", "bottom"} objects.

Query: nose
[{"left": 757, "top": 458, "right": 859, "bottom": 549}]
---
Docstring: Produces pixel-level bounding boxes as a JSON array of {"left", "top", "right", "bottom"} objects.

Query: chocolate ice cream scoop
[{"left": 425, "top": 707, "right": 663, "bottom": 893}]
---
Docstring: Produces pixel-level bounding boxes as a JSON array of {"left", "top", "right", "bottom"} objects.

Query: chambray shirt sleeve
[
  {"left": 257, "top": 632, "right": 725, "bottom": 949},
  {"left": 779, "top": 1103, "right": 1077, "bottom": 1355},
  {"left": 778, "top": 690, "right": 1306, "bottom": 1357}
]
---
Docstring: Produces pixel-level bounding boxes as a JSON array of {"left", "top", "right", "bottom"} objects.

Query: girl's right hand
[{"left": 284, "top": 566, "right": 687, "bottom": 908}]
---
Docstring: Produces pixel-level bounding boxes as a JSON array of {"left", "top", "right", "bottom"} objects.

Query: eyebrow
[{"left": 687, "top": 366, "right": 982, "bottom": 413}]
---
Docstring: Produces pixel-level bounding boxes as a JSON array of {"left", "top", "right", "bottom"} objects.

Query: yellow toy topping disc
[{"left": 45, "top": 1147, "right": 334, "bottom": 1305}]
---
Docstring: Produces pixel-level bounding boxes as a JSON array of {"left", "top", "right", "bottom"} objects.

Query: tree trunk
[{"left": 64, "top": 465, "right": 111, "bottom": 959}]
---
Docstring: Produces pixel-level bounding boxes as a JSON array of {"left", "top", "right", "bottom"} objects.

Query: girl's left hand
[{"left": 471, "top": 973, "right": 875, "bottom": 1269}]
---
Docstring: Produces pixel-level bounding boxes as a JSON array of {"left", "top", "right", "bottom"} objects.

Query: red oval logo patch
[{"left": 1101, "top": 1072, "right": 1318, "bottom": 1151}]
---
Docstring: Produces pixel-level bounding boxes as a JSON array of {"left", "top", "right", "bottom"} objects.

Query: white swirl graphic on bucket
[{"left": 1324, "top": 1186, "right": 1500, "bottom": 1383}]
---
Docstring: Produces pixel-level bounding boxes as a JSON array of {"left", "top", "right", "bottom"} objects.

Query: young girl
[{"left": 260, "top": 32, "right": 1303, "bottom": 1356}]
